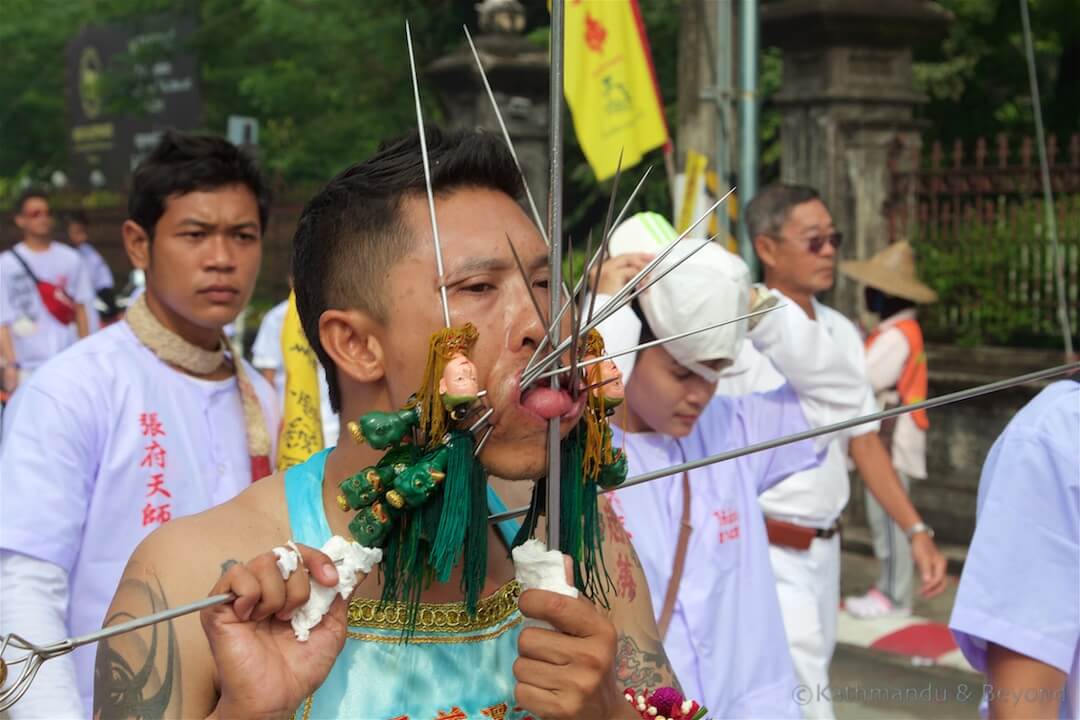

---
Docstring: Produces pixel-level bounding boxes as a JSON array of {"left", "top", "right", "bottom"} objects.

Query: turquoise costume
[{"left": 286, "top": 450, "right": 531, "bottom": 720}]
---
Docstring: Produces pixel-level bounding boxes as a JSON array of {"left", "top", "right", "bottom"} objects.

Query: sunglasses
[{"left": 801, "top": 232, "right": 843, "bottom": 254}]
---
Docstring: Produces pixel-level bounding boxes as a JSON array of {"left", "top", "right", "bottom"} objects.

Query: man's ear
[
  {"left": 122, "top": 220, "right": 151, "bottom": 271},
  {"left": 319, "top": 309, "right": 386, "bottom": 385},
  {"left": 753, "top": 233, "right": 776, "bottom": 271}
]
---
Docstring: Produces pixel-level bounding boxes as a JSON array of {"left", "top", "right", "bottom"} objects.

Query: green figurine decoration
[{"left": 337, "top": 323, "right": 489, "bottom": 631}]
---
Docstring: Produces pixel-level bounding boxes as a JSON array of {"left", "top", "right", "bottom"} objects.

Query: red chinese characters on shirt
[
  {"left": 138, "top": 412, "right": 172, "bottom": 527},
  {"left": 713, "top": 507, "right": 741, "bottom": 544},
  {"left": 585, "top": 12, "right": 607, "bottom": 53}
]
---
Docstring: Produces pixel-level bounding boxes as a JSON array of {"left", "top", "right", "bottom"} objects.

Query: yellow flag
[
  {"left": 276, "top": 291, "right": 324, "bottom": 470},
  {"left": 563, "top": 0, "right": 670, "bottom": 181}
]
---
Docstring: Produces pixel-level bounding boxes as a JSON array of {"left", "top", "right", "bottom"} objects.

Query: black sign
[{"left": 66, "top": 16, "right": 202, "bottom": 191}]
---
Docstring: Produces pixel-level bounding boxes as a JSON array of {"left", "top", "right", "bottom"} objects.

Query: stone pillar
[
  {"left": 426, "top": 1, "right": 550, "bottom": 215},
  {"left": 762, "top": 0, "right": 950, "bottom": 317}
]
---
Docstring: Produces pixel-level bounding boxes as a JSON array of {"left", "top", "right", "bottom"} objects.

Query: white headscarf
[{"left": 608, "top": 213, "right": 752, "bottom": 382}]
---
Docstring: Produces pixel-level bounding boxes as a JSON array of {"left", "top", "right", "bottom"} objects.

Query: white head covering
[{"left": 608, "top": 212, "right": 751, "bottom": 382}]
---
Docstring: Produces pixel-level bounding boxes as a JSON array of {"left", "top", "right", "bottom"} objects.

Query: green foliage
[
  {"left": 914, "top": 0, "right": 1079, "bottom": 145},
  {"left": 914, "top": 195, "right": 1079, "bottom": 347}
]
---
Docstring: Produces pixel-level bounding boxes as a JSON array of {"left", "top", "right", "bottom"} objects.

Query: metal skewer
[
  {"left": 530, "top": 303, "right": 787, "bottom": 382},
  {"left": 489, "top": 361, "right": 1080, "bottom": 524},
  {"left": 406, "top": 20, "right": 452, "bottom": 328}
]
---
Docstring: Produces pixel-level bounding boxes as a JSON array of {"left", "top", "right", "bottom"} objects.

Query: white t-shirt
[
  {"left": 0, "top": 320, "right": 280, "bottom": 714},
  {"left": 0, "top": 241, "right": 94, "bottom": 369},
  {"left": 718, "top": 299, "right": 880, "bottom": 526},
  {"left": 75, "top": 242, "right": 115, "bottom": 334},
  {"left": 251, "top": 298, "right": 340, "bottom": 446}
]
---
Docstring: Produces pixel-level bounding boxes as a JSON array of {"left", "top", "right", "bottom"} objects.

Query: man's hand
[
  {"left": 201, "top": 545, "right": 348, "bottom": 720},
  {"left": 516, "top": 586, "right": 633, "bottom": 720},
  {"left": 592, "top": 253, "right": 654, "bottom": 297},
  {"left": 911, "top": 533, "right": 947, "bottom": 598}
]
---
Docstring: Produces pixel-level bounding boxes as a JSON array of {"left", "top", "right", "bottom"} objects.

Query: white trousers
[{"left": 769, "top": 533, "right": 841, "bottom": 720}]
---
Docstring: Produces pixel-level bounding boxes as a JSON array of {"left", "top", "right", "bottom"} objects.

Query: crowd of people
[{"left": 0, "top": 128, "right": 1075, "bottom": 720}]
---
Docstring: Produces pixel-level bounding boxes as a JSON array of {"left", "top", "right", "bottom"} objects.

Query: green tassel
[
  {"left": 559, "top": 426, "right": 585, "bottom": 590},
  {"left": 558, "top": 423, "right": 614, "bottom": 609},
  {"left": 461, "top": 460, "right": 488, "bottom": 614},
  {"left": 511, "top": 479, "right": 545, "bottom": 550},
  {"left": 429, "top": 431, "right": 474, "bottom": 582}
]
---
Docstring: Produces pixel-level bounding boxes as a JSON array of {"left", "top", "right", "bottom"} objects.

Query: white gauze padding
[
  {"left": 291, "top": 536, "right": 382, "bottom": 641},
  {"left": 272, "top": 541, "right": 301, "bottom": 580},
  {"left": 512, "top": 539, "right": 578, "bottom": 631}
]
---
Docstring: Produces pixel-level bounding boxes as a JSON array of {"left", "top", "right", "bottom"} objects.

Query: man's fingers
[
  {"left": 517, "top": 626, "right": 574, "bottom": 665},
  {"left": 276, "top": 558, "right": 314, "bottom": 621},
  {"left": 514, "top": 683, "right": 560, "bottom": 719},
  {"left": 513, "top": 657, "right": 566, "bottom": 692},
  {"left": 518, "top": 589, "right": 613, "bottom": 642},
  {"left": 215, "top": 563, "right": 262, "bottom": 622},
  {"left": 296, "top": 544, "right": 339, "bottom": 588},
  {"left": 249, "top": 553, "right": 289, "bottom": 621}
]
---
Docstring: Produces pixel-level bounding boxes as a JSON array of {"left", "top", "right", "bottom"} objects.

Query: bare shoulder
[{"left": 93, "top": 473, "right": 290, "bottom": 719}]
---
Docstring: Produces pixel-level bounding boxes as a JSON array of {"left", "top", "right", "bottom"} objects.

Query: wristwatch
[{"left": 905, "top": 521, "right": 935, "bottom": 541}]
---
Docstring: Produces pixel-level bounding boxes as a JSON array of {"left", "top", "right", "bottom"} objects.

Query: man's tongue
[{"left": 520, "top": 386, "right": 573, "bottom": 420}]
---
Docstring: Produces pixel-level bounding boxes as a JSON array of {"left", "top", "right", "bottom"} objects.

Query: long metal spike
[
  {"left": 530, "top": 303, "right": 787, "bottom": 383},
  {"left": 522, "top": 228, "right": 724, "bottom": 386},
  {"left": 488, "top": 362, "right": 1080, "bottom": 524},
  {"left": 567, "top": 234, "right": 582, "bottom": 396},
  {"left": 473, "top": 425, "right": 496, "bottom": 457},
  {"left": 464, "top": 25, "right": 549, "bottom": 247},
  {"left": 545, "top": 0, "right": 566, "bottom": 552},
  {"left": 405, "top": 21, "right": 452, "bottom": 328},
  {"left": 524, "top": 235, "right": 607, "bottom": 373},
  {"left": 611, "top": 165, "right": 653, "bottom": 238},
  {"left": 506, "top": 233, "right": 554, "bottom": 344}
]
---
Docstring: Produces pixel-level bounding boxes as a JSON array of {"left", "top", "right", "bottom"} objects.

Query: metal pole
[
  {"left": 716, "top": 0, "right": 733, "bottom": 223},
  {"left": 1019, "top": 0, "right": 1074, "bottom": 356},
  {"left": 737, "top": 0, "right": 759, "bottom": 276},
  {"left": 545, "top": 0, "right": 565, "bottom": 551}
]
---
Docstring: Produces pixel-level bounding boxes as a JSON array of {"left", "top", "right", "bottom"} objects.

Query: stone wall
[{"left": 844, "top": 343, "right": 1068, "bottom": 545}]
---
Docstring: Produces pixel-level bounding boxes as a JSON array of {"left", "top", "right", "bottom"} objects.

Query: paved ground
[{"left": 832, "top": 547, "right": 983, "bottom": 719}]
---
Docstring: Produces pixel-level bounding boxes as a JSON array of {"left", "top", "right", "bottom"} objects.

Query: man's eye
[
  {"left": 533, "top": 280, "right": 550, "bottom": 290},
  {"left": 181, "top": 231, "right": 206, "bottom": 239},
  {"left": 672, "top": 369, "right": 692, "bottom": 380},
  {"left": 236, "top": 233, "right": 258, "bottom": 243},
  {"left": 461, "top": 283, "right": 496, "bottom": 294}
]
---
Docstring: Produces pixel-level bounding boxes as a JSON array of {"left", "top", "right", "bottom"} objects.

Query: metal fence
[{"left": 887, "top": 133, "right": 1079, "bottom": 347}]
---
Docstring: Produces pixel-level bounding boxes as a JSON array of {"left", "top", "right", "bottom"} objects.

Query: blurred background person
[
  {"left": 63, "top": 209, "right": 120, "bottom": 332},
  {"left": 0, "top": 189, "right": 92, "bottom": 399},
  {"left": 841, "top": 241, "right": 940, "bottom": 619}
]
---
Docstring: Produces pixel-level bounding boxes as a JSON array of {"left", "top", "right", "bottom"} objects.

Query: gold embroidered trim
[
  {"left": 346, "top": 614, "right": 523, "bottom": 645},
  {"left": 297, "top": 694, "right": 313, "bottom": 720},
  {"left": 347, "top": 580, "right": 521, "bottom": 633}
]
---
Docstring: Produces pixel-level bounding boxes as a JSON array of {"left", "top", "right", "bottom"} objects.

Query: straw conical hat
[{"left": 839, "top": 241, "right": 938, "bottom": 304}]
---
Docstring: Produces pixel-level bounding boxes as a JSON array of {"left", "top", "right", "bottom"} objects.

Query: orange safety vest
[{"left": 866, "top": 318, "right": 929, "bottom": 430}]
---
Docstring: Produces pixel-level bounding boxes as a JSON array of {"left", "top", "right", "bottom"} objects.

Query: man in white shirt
[
  {"left": 64, "top": 210, "right": 119, "bottom": 332},
  {"left": 252, "top": 289, "right": 340, "bottom": 447},
  {"left": 0, "top": 131, "right": 280, "bottom": 717},
  {"left": 0, "top": 189, "right": 92, "bottom": 394},
  {"left": 722, "top": 183, "right": 947, "bottom": 719}
]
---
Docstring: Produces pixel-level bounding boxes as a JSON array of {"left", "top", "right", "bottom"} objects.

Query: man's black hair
[
  {"left": 291, "top": 126, "right": 525, "bottom": 412},
  {"left": 129, "top": 129, "right": 271, "bottom": 237},
  {"left": 865, "top": 287, "right": 916, "bottom": 320},
  {"left": 64, "top": 210, "right": 89, "bottom": 227},
  {"left": 15, "top": 188, "right": 48, "bottom": 214},
  {"left": 744, "top": 183, "right": 823, "bottom": 243}
]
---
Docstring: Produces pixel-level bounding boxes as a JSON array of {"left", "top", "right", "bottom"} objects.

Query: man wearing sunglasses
[
  {"left": 717, "top": 184, "right": 947, "bottom": 719},
  {"left": 1, "top": 190, "right": 92, "bottom": 401}
]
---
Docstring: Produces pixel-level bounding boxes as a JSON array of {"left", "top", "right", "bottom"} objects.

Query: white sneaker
[{"left": 844, "top": 588, "right": 912, "bottom": 619}]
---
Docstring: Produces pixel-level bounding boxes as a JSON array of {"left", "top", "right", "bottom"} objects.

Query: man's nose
[
  {"left": 204, "top": 233, "right": 237, "bottom": 271},
  {"left": 505, "top": 281, "right": 551, "bottom": 355}
]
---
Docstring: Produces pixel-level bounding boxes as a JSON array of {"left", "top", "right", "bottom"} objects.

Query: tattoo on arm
[
  {"left": 93, "top": 575, "right": 181, "bottom": 719},
  {"left": 615, "top": 633, "right": 680, "bottom": 691},
  {"left": 219, "top": 559, "right": 238, "bottom": 576}
]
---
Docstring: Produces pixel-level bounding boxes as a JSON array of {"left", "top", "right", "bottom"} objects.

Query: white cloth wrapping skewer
[
  {"left": 273, "top": 536, "right": 382, "bottom": 641},
  {"left": 512, "top": 539, "right": 578, "bottom": 631}
]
